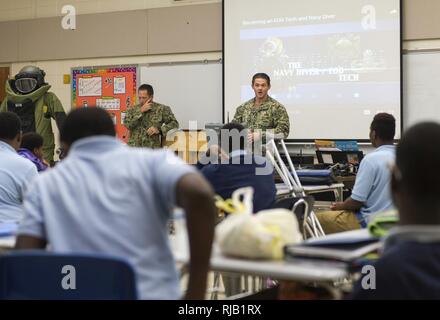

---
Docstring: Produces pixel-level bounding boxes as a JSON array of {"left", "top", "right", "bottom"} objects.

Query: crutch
[
  {"left": 278, "top": 139, "right": 325, "bottom": 237},
  {"left": 267, "top": 139, "right": 325, "bottom": 238}
]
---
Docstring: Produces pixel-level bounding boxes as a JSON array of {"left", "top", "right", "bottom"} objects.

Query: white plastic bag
[{"left": 215, "top": 187, "right": 303, "bottom": 260}]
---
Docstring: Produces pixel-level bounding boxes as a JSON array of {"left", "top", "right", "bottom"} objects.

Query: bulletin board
[{"left": 72, "top": 65, "right": 138, "bottom": 143}]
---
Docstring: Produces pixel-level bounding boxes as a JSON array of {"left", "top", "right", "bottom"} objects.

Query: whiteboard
[
  {"left": 140, "top": 62, "right": 222, "bottom": 129},
  {"left": 403, "top": 51, "right": 440, "bottom": 129}
]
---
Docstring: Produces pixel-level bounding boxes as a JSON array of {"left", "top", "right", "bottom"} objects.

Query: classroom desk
[
  {"left": 335, "top": 175, "right": 356, "bottom": 189},
  {"left": 1, "top": 234, "right": 348, "bottom": 283},
  {"left": 335, "top": 175, "right": 356, "bottom": 183},
  {"left": 174, "top": 229, "right": 371, "bottom": 285},
  {"left": 174, "top": 246, "right": 348, "bottom": 284},
  {"left": 306, "top": 228, "right": 370, "bottom": 242},
  {"left": 276, "top": 183, "right": 345, "bottom": 202},
  {"left": 210, "top": 251, "right": 347, "bottom": 283}
]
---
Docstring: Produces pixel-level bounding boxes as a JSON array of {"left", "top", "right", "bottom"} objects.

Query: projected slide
[{"left": 224, "top": 0, "right": 401, "bottom": 140}]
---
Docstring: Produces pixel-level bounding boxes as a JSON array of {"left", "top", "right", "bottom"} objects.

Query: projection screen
[{"left": 224, "top": 0, "right": 402, "bottom": 140}]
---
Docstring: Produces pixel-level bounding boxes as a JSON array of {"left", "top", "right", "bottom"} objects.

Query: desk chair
[
  {"left": 0, "top": 251, "right": 137, "bottom": 300},
  {"left": 266, "top": 139, "right": 325, "bottom": 238},
  {"left": 273, "top": 196, "right": 315, "bottom": 237}
]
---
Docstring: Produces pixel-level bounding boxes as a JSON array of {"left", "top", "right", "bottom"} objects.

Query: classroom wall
[
  {"left": 10, "top": 52, "right": 222, "bottom": 113},
  {"left": 3, "top": 1, "right": 440, "bottom": 69},
  {"left": 2, "top": 0, "right": 438, "bottom": 157},
  {"left": 0, "top": 2, "right": 222, "bottom": 63},
  {"left": 0, "top": 0, "right": 221, "bottom": 21},
  {"left": 10, "top": 51, "right": 221, "bottom": 156},
  {"left": 2, "top": 0, "right": 440, "bottom": 65}
]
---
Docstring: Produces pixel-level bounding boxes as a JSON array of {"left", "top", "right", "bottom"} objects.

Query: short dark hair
[
  {"left": 396, "top": 122, "right": 440, "bottom": 205},
  {"left": 138, "top": 84, "right": 154, "bottom": 96},
  {"left": 21, "top": 132, "right": 43, "bottom": 151},
  {"left": 370, "top": 113, "right": 395, "bottom": 141},
  {"left": 252, "top": 73, "right": 271, "bottom": 86},
  {"left": 60, "top": 107, "right": 116, "bottom": 145},
  {"left": 0, "top": 112, "right": 21, "bottom": 140},
  {"left": 221, "top": 122, "right": 246, "bottom": 153}
]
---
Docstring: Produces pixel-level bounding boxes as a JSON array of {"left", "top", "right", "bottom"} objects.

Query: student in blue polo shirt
[
  {"left": 350, "top": 122, "right": 440, "bottom": 299},
  {"left": 0, "top": 112, "right": 38, "bottom": 223},
  {"left": 15, "top": 107, "right": 216, "bottom": 300},
  {"left": 197, "top": 122, "right": 276, "bottom": 213},
  {"left": 316, "top": 113, "right": 396, "bottom": 234}
]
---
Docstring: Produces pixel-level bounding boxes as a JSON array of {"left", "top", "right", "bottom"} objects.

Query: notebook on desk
[{"left": 284, "top": 236, "right": 381, "bottom": 263}]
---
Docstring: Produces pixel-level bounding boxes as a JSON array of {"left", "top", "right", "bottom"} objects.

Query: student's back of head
[
  {"left": 60, "top": 107, "right": 116, "bottom": 148},
  {"left": 21, "top": 132, "right": 44, "bottom": 153},
  {"left": 0, "top": 112, "right": 22, "bottom": 149},
  {"left": 18, "top": 132, "right": 48, "bottom": 172},
  {"left": 370, "top": 113, "right": 395, "bottom": 148},
  {"left": 350, "top": 121, "right": 440, "bottom": 300},
  {"left": 392, "top": 122, "right": 440, "bottom": 225}
]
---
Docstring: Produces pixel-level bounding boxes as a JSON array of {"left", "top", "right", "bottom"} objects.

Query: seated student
[
  {"left": 350, "top": 122, "right": 440, "bottom": 299},
  {"left": 18, "top": 132, "right": 48, "bottom": 172},
  {"left": 0, "top": 112, "right": 38, "bottom": 223},
  {"left": 198, "top": 122, "right": 276, "bottom": 298},
  {"left": 316, "top": 113, "right": 396, "bottom": 234},
  {"left": 15, "top": 107, "right": 216, "bottom": 300},
  {"left": 198, "top": 122, "right": 276, "bottom": 213}
]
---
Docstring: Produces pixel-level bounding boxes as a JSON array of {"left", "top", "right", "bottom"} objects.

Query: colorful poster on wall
[{"left": 72, "top": 66, "right": 137, "bottom": 143}]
